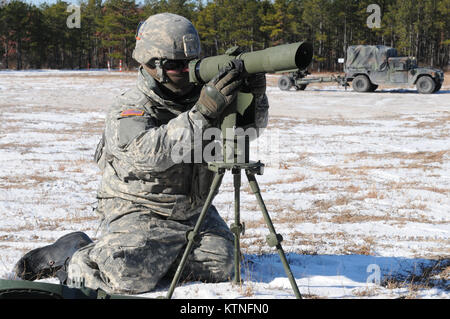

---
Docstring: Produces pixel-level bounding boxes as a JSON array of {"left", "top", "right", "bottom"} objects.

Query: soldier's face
[
  {"left": 163, "top": 60, "right": 190, "bottom": 73},
  {"left": 144, "top": 59, "right": 194, "bottom": 97},
  {"left": 164, "top": 60, "right": 192, "bottom": 91}
]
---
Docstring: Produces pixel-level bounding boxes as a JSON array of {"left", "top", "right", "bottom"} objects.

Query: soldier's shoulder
[
  {"left": 108, "top": 87, "right": 151, "bottom": 116},
  {"left": 115, "top": 87, "right": 150, "bottom": 108}
]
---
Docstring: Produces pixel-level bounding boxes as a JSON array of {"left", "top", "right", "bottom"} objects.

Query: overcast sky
[
  {"left": 25, "top": 0, "right": 79, "bottom": 5},
  {"left": 23, "top": 0, "right": 146, "bottom": 6}
]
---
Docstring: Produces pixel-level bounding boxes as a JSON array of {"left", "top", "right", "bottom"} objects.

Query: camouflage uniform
[{"left": 67, "top": 65, "right": 269, "bottom": 294}]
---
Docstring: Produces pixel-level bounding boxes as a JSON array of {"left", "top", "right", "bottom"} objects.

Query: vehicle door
[{"left": 388, "top": 58, "right": 409, "bottom": 83}]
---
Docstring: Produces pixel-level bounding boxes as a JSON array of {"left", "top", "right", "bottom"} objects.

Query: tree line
[{"left": 0, "top": 0, "right": 449, "bottom": 71}]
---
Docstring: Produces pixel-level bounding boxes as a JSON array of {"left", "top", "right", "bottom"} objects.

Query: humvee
[
  {"left": 278, "top": 45, "right": 444, "bottom": 94},
  {"left": 346, "top": 45, "right": 444, "bottom": 94}
]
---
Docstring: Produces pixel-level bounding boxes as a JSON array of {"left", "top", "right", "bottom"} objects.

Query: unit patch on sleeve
[{"left": 120, "top": 109, "right": 145, "bottom": 117}]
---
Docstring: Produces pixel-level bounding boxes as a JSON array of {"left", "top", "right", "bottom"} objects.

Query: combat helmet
[{"left": 133, "top": 13, "right": 201, "bottom": 65}]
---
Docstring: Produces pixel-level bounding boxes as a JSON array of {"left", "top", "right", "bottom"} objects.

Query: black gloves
[
  {"left": 242, "top": 73, "right": 266, "bottom": 96},
  {"left": 196, "top": 60, "right": 243, "bottom": 119},
  {"left": 196, "top": 61, "right": 267, "bottom": 120}
]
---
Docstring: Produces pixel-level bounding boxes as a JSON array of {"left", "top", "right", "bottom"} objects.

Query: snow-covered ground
[{"left": 0, "top": 70, "right": 448, "bottom": 299}]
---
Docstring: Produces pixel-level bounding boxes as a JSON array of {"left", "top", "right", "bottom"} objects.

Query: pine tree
[
  {"left": 302, "top": 0, "right": 331, "bottom": 71},
  {"left": 100, "top": 0, "right": 139, "bottom": 69},
  {"left": 0, "top": 0, "right": 448, "bottom": 71},
  {"left": 194, "top": 1, "right": 221, "bottom": 55},
  {"left": 81, "top": 0, "right": 103, "bottom": 69},
  {"left": 1, "top": 0, "right": 33, "bottom": 69},
  {"left": 260, "top": 0, "right": 298, "bottom": 45}
]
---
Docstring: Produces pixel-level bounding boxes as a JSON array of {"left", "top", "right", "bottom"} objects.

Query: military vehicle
[{"left": 278, "top": 45, "right": 444, "bottom": 94}]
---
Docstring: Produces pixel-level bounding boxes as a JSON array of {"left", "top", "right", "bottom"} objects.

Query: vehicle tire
[
  {"left": 416, "top": 76, "right": 436, "bottom": 94},
  {"left": 278, "top": 75, "right": 293, "bottom": 91},
  {"left": 352, "top": 75, "right": 371, "bottom": 92},
  {"left": 295, "top": 84, "right": 307, "bottom": 91}
]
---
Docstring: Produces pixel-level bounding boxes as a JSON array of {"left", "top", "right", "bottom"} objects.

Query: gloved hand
[
  {"left": 196, "top": 60, "right": 243, "bottom": 119},
  {"left": 242, "top": 73, "right": 266, "bottom": 96}
]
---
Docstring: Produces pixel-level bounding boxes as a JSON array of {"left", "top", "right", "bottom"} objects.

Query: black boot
[{"left": 13, "top": 231, "right": 93, "bottom": 282}]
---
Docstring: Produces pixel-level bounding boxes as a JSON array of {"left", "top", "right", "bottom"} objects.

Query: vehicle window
[{"left": 394, "top": 62, "right": 404, "bottom": 70}]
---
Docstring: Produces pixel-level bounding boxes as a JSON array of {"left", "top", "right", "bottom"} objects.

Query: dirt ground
[{"left": 0, "top": 70, "right": 448, "bottom": 298}]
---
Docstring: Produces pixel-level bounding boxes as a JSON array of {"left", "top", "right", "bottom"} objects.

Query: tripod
[
  {"left": 165, "top": 156, "right": 302, "bottom": 299},
  {"left": 165, "top": 91, "right": 302, "bottom": 299}
]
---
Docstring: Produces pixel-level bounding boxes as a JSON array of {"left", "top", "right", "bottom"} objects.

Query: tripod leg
[
  {"left": 245, "top": 171, "right": 302, "bottom": 299},
  {"left": 165, "top": 172, "right": 225, "bottom": 299},
  {"left": 231, "top": 169, "right": 242, "bottom": 284}
]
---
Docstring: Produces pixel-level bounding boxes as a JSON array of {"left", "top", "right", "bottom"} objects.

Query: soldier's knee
[
  {"left": 214, "top": 253, "right": 234, "bottom": 282},
  {"left": 189, "top": 234, "right": 234, "bottom": 282}
]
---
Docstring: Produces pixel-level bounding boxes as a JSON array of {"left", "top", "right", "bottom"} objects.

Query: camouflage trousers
[{"left": 68, "top": 198, "right": 234, "bottom": 294}]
